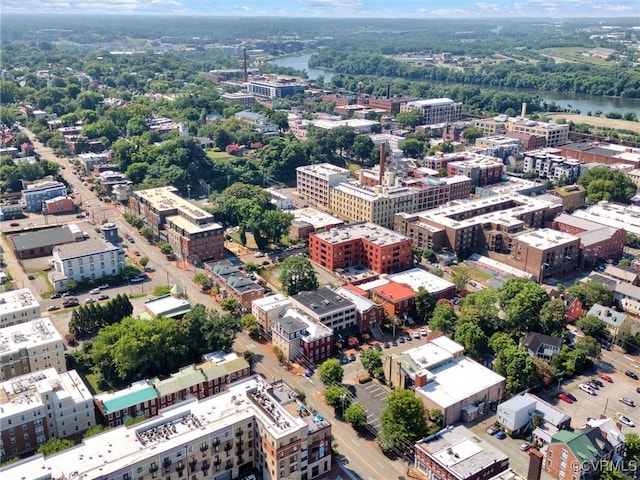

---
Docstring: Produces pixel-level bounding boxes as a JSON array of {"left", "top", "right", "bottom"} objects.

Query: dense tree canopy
[
  {"left": 279, "top": 256, "right": 319, "bottom": 296},
  {"left": 577, "top": 167, "right": 637, "bottom": 204},
  {"left": 379, "top": 389, "right": 427, "bottom": 453}
]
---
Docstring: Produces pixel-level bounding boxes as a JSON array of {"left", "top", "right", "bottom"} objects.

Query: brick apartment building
[
  {"left": 309, "top": 222, "right": 412, "bottom": 275},
  {"left": 129, "top": 186, "right": 224, "bottom": 262}
]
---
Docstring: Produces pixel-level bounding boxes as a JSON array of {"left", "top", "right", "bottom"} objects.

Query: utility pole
[{"left": 187, "top": 185, "right": 191, "bottom": 200}]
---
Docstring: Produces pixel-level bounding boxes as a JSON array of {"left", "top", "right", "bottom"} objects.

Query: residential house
[
  {"left": 371, "top": 282, "right": 415, "bottom": 318},
  {"left": 496, "top": 393, "right": 571, "bottom": 436},
  {"left": 204, "top": 260, "right": 264, "bottom": 310},
  {"left": 522, "top": 332, "right": 563, "bottom": 363},
  {"left": 549, "top": 289, "right": 583, "bottom": 322},
  {"left": 587, "top": 303, "right": 630, "bottom": 340},
  {"left": 334, "top": 286, "right": 385, "bottom": 333},
  {"left": 271, "top": 307, "right": 334, "bottom": 366}
]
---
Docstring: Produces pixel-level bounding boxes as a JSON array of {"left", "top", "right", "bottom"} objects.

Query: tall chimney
[
  {"left": 386, "top": 84, "right": 391, "bottom": 100},
  {"left": 243, "top": 48, "right": 248, "bottom": 82},
  {"left": 379, "top": 143, "right": 386, "bottom": 186},
  {"left": 521, "top": 102, "right": 527, "bottom": 118},
  {"left": 527, "top": 449, "right": 543, "bottom": 480}
]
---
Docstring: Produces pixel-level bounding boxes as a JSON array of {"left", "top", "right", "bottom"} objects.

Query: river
[{"left": 268, "top": 54, "right": 640, "bottom": 118}]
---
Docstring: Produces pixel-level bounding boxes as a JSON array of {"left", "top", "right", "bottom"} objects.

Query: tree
[
  {"left": 568, "top": 280, "right": 612, "bottom": 310},
  {"left": 379, "top": 389, "right": 427, "bottom": 452},
  {"left": 624, "top": 432, "right": 640, "bottom": 461},
  {"left": 499, "top": 278, "right": 549, "bottom": 333},
  {"left": 220, "top": 297, "right": 240, "bottom": 314},
  {"left": 429, "top": 303, "right": 458, "bottom": 336},
  {"left": 279, "top": 256, "right": 319, "bottom": 296},
  {"left": 193, "top": 272, "right": 208, "bottom": 286},
  {"left": 576, "top": 315, "right": 606, "bottom": 338},
  {"left": 158, "top": 242, "right": 173, "bottom": 255},
  {"left": 429, "top": 409, "right": 443, "bottom": 426},
  {"left": 138, "top": 256, "right": 149, "bottom": 268},
  {"left": 37, "top": 438, "right": 74, "bottom": 457},
  {"left": 493, "top": 346, "right": 541, "bottom": 393},
  {"left": 577, "top": 166, "right": 637, "bottom": 204},
  {"left": 345, "top": 403, "right": 368, "bottom": 429},
  {"left": 352, "top": 135, "right": 374, "bottom": 161},
  {"left": 324, "top": 385, "right": 351, "bottom": 411},
  {"left": 531, "top": 413, "right": 544, "bottom": 429},
  {"left": 414, "top": 286, "right": 436, "bottom": 322},
  {"left": 361, "top": 348, "right": 383, "bottom": 374},
  {"left": 240, "top": 313, "right": 261, "bottom": 338},
  {"left": 272, "top": 345, "right": 285, "bottom": 363},
  {"left": 400, "top": 137, "right": 425, "bottom": 158},
  {"left": 538, "top": 299, "right": 567, "bottom": 336},
  {"left": 454, "top": 322, "right": 488, "bottom": 359},
  {"left": 452, "top": 269, "right": 469, "bottom": 292},
  {"left": 575, "top": 336, "right": 602, "bottom": 359},
  {"left": 317, "top": 358, "right": 344, "bottom": 385},
  {"left": 139, "top": 226, "right": 154, "bottom": 241}
]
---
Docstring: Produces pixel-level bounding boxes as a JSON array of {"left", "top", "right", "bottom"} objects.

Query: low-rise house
[
  {"left": 335, "top": 286, "right": 385, "bottom": 333},
  {"left": 549, "top": 289, "right": 584, "bottom": 322},
  {"left": 414, "top": 425, "right": 510, "bottom": 480},
  {"left": 205, "top": 260, "right": 264, "bottom": 309},
  {"left": 371, "top": 281, "right": 415, "bottom": 318},
  {"left": 20, "top": 177, "right": 67, "bottom": 212},
  {"left": 93, "top": 352, "right": 250, "bottom": 427},
  {"left": 544, "top": 421, "right": 625, "bottom": 480},
  {"left": 251, "top": 294, "right": 292, "bottom": 333},
  {"left": 496, "top": 393, "right": 570, "bottom": 436},
  {"left": 587, "top": 303, "right": 630, "bottom": 339},
  {"left": 604, "top": 265, "right": 640, "bottom": 286},
  {"left": 143, "top": 285, "right": 192, "bottom": 318},
  {"left": 384, "top": 336, "right": 505, "bottom": 425},
  {"left": 522, "top": 332, "right": 563, "bottom": 362},
  {"left": 43, "top": 195, "right": 74, "bottom": 214},
  {"left": 271, "top": 307, "right": 334, "bottom": 366}
]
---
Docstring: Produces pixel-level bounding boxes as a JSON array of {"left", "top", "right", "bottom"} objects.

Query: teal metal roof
[{"left": 101, "top": 385, "right": 158, "bottom": 413}]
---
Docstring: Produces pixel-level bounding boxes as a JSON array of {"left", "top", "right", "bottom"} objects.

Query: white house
[
  {"left": 51, "top": 239, "right": 125, "bottom": 291},
  {"left": 497, "top": 392, "right": 571, "bottom": 435}
]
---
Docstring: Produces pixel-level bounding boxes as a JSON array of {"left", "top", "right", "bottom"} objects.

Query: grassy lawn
[
  {"left": 260, "top": 265, "right": 283, "bottom": 291},
  {"left": 227, "top": 231, "right": 259, "bottom": 250},
  {"left": 541, "top": 47, "right": 612, "bottom": 66},
  {"left": 206, "top": 151, "right": 235, "bottom": 161},
  {"left": 80, "top": 372, "right": 104, "bottom": 395},
  {"left": 450, "top": 263, "right": 493, "bottom": 283}
]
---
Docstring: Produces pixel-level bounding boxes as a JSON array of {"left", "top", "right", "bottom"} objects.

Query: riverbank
[{"left": 546, "top": 113, "right": 640, "bottom": 134}]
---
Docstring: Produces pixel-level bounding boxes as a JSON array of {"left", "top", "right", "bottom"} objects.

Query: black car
[
  {"left": 391, "top": 339, "right": 398, "bottom": 347},
  {"left": 98, "top": 294, "right": 110, "bottom": 301},
  {"left": 591, "top": 379, "right": 604, "bottom": 387},
  {"left": 349, "top": 354, "right": 356, "bottom": 362},
  {"left": 565, "top": 392, "right": 577, "bottom": 402},
  {"left": 340, "top": 356, "right": 349, "bottom": 365},
  {"left": 51, "top": 293, "right": 61, "bottom": 299},
  {"left": 626, "top": 370, "right": 639, "bottom": 380},
  {"left": 587, "top": 381, "right": 600, "bottom": 390},
  {"left": 383, "top": 342, "right": 391, "bottom": 349}
]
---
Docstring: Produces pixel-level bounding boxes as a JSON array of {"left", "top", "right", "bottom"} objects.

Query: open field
[
  {"left": 541, "top": 47, "right": 613, "bottom": 66},
  {"left": 546, "top": 113, "right": 640, "bottom": 134}
]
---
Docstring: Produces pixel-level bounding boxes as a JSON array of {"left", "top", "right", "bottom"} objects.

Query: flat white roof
[
  {"left": 386, "top": 267, "right": 454, "bottom": 294},
  {"left": 514, "top": 228, "right": 578, "bottom": 249},
  {"left": 252, "top": 293, "right": 291, "bottom": 312},
  {"left": 144, "top": 294, "right": 191, "bottom": 317},
  {"left": 0, "top": 317, "right": 61, "bottom": 355},
  {"left": 406, "top": 98, "right": 455, "bottom": 108},
  {"left": 312, "top": 222, "right": 409, "bottom": 247},
  {"left": 417, "top": 356, "right": 505, "bottom": 409},
  {"left": 335, "top": 287, "right": 379, "bottom": 313},
  {"left": 291, "top": 207, "right": 344, "bottom": 230},
  {"left": 311, "top": 118, "right": 378, "bottom": 130},
  {"left": 572, "top": 202, "right": 640, "bottom": 236},
  {"left": 4, "top": 377, "right": 307, "bottom": 480},
  {"left": 0, "top": 288, "right": 39, "bottom": 315},
  {"left": 296, "top": 162, "right": 350, "bottom": 179}
]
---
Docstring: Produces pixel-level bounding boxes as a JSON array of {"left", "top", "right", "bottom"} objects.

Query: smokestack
[
  {"left": 379, "top": 143, "right": 386, "bottom": 186},
  {"left": 521, "top": 102, "right": 527, "bottom": 118},
  {"left": 527, "top": 449, "right": 543, "bottom": 480},
  {"left": 386, "top": 84, "right": 390, "bottom": 100},
  {"left": 243, "top": 48, "right": 248, "bottom": 82}
]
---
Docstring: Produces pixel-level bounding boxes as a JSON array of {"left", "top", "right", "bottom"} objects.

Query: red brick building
[
  {"left": 205, "top": 260, "right": 264, "bottom": 309},
  {"left": 371, "top": 282, "right": 415, "bottom": 318},
  {"left": 309, "top": 222, "right": 412, "bottom": 274},
  {"left": 335, "top": 286, "right": 386, "bottom": 333},
  {"left": 43, "top": 196, "right": 74, "bottom": 214}
]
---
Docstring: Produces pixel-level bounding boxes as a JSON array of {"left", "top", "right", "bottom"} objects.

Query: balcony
[
  {"left": 235, "top": 429, "right": 244, "bottom": 437},
  {"left": 236, "top": 447, "right": 245, "bottom": 456},
  {"left": 149, "top": 463, "right": 159, "bottom": 473},
  {"left": 201, "top": 461, "right": 210, "bottom": 471},
  {"left": 162, "top": 458, "right": 172, "bottom": 469},
  {"left": 236, "top": 438, "right": 244, "bottom": 447},
  {"left": 200, "top": 443, "right": 209, "bottom": 452}
]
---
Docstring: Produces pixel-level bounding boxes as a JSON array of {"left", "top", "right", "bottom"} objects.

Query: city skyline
[{"left": 2, "top": 0, "right": 637, "bottom": 18}]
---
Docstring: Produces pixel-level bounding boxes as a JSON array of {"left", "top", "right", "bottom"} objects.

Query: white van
[{"left": 0, "top": 272, "right": 7, "bottom": 284}]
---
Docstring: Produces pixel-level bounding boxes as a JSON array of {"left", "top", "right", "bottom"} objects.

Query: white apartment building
[
  {"left": 400, "top": 98, "right": 463, "bottom": 126},
  {"left": 296, "top": 163, "right": 350, "bottom": 209},
  {"left": 3, "top": 376, "right": 332, "bottom": 480},
  {"left": 0, "top": 368, "right": 95, "bottom": 459},
  {"left": 252, "top": 294, "right": 292, "bottom": 333},
  {"left": 20, "top": 177, "right": 67, "bottom": 213},
  {"left": 0, "top": 288, "right": 41, "bottom": 329},
  {"left": 474, "top": 115, "right": 570, "bottom": 147},
  {"left": 51, "top": 239, "right": 125, "bottom": 291},
  {"left": 572, "top": 201, "right": 640, "bottom": 236},
  {"left": 0, "top": 317, "right": 65, "bottom": 381},
  {"left": 289, "top": 287, "right": 358, "bottom": 333},
  {"left": 523, "top": 148, "right": 581, "bottom": 183}
]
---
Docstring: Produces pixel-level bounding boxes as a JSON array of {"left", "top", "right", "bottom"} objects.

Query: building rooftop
[
  {"left": 3, "top": 377, "right": 306, "bottom": 480},
  {"left": 53, "top": 238, "right": 122, "bottom": 260},
  {"left": 291, "top": 287, "right": 356, "bottom": 317},
  {"left": 0, "top": 317, "right": 61, "bottom": 356},
  {"left": 311, "top": 118, "right": 378, "bottom": 130},
  {"left": 276, "top": 308, "right": 333, "bottom": 342},
  {"left": 372, "top": 282, "right": 415, "bottom": 301},
  {"left": 416, "top": 425, "right": 509, "bottom": 479},
  {"left": 587, "top": 303, "right": 627, "bottom": 328},
  {"left": 133, "top": 186, "right": 216, "bottom": 223},
  {"left": 207, "top": 260, "right": 263, "bottom": 295},
  {"left": 296, "top": 162, "right": 350, "bottom": 179},
  {"left": 405, "top": 98, "right": 456, "bottom": 108},
  {"left": 332, "top": 181, "right": 420, "bottom": 202},
  {"left": 572, "top": 202, "right": 640, "bottom": 236},
  {"left": 386, "top": 268, "right": 455, "bottom": 294},
  {"left": 514, "top": 228, "right": 578, "bottom": 250},
  {"left": 290, "top": 207, "right": 344, "bottom": 230},
  {"left": 252, "top": 294, "right": 291, "bottom": 312},
  {"left": 144, "top": 293, "right": 192, "bottom": 318},
  {"left": 0, "top": 288, "right": 39, "bottom": 315},
  {"left": 312, "top": 222, "right": 410, "bottom": 247},
  {"left": 334, "top": 287, "right": 379, "bottom": 313},
  {"left": 554, "top": 213, "right": 605, "bottom": 232},
  {"left": 0, "top": 368, "right": 92, "bottom": 419},
  {"left": 10, "top": 226, "right": 76, "bottom": 253}
]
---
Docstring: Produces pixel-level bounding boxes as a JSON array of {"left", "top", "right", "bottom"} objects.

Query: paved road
[{"left": 234, "top": 332, "right": 412, "bottom": 480}]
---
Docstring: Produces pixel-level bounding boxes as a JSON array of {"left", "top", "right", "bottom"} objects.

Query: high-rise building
[
  {"left": 296, "top": 163, "right": 350, "bottom": 209},
  {"left": 399, "top": 98, "right": 464, "bottom": 126}
]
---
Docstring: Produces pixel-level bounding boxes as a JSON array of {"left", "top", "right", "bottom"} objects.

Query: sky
[{"left": 2, "top": 0, "right": 639, "bottom": 18}]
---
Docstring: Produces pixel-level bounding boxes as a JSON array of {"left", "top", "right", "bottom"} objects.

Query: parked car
[
  {"left": 405, "top": 334, "right": 412, "bottom": 342},
  {"left": 579, "top": 384, "right": 596, "bottom": 395},
  {"left": 254, "top": 252, "right": 265, "bottom": 258},
  {"left": 420, "top": 328, "right": 428, "bottom": 336},
  {"left": 558, "top": 393, "right": 574, "bottom": 404},
  {"left": 62, "top": 291, "right": 76, "bottom": 297},
  {"left": 85, "top": 298, "right": 95, "bottom": 304},
  {"left": 340, "top": 356, "right": 349, "bottom": 365},
  {"left": 62, "top": 298, "right": 79, "bottom": 307},
  {"left": 130, "top": 277, "right": 144, "bottom": 283},
  {"left": 391, "top": 339, "right": 398, "bottom": 347},
  {"left": 618, "top": 415, "right": 635, "bottom": 427},
  {"left": 619, "top": 397, "right": 636, "bottom": 407},
  {"left": 10, "top": 222, "right": 19, "bottom": 227},
  {"left": 99, "top": 284, "right": 109, "bottom": 290},
  {"left": 599, "top": 373, "right": 613, "bottom": 383},
  {"left": 586, "top": 381, "right": 600, "bottom": 390},
  {"left": 51, "top": 293, "right": 61, "bottom": 299},
  {"left": 90, "top": 288, "right": 101, "bottom": 294},
  {"left": 486, "top": 425, "right": 499, "bottom": 435},
  {"left": 27, "top": 274, "right": 35, "bottom": 280},
  {"left": 626, "top": 371, "right": 639, "bottom": 380},
  {"left": 349, "top": 354, "right": 356, "bottom": 362},
  {"left": 47, "top": 305, "right": 60, "bottom": 311},
  {"left": 413, "top": 331, "right": 421, "bottom": 339},
  {"left": 383, "top": 342, "right": 390, "bottom": 349},
  {"left": 565, "top": 392, "right": 577, "bottom": 402},
  {"left": 398, "top": 337, "right": 405, "bottom": 344},
  {"left": 134, "top": 250, "right": 141, "bottom": 256},
  {"left": 520, "top": 443, "right": 532, "bottom": 452},
  {"left": 375, "top": 344, "right": 382, "bottom": 351},
  {"left": 98, "top": 294, "right": 110, "bottom": 301},
  {"left": 495, "top": 431, "right": 507, "bottom": 439},
  {"left": 591, "top": 379, "right": 604, "bottom": 387}
]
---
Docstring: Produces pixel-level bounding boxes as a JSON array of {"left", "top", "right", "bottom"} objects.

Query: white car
[
  {"left": 619, "top": 397, "right": 636, "bottom": 408},
  {"left": 420, "top": 328, "right": 428, "bottom": 336},
  {"left": 253, "top": 252, "right": 265, "bottom": 258},
  {"left": 89, "top": 288, "right": 101, "bottom": 294},
  {"left": 413, "top": 331, "right": 421, "bottom": 339},
  {"left": 579, "top": 383, "right": 596, "bottom": 395},
  {"left": 618, "top": 415, "right": 635, "bottom": 427}
]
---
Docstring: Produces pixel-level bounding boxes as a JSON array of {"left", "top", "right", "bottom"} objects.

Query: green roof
[
  {"left": 551, "top": 430, "right": 598, "bottom": 463},
  {"left": 200, "top": 357, "right": 249, "bottom": 380},
  {"left": 101, "top": 384, "right": 158, "bottom": 413},
  {"left": 154, "top": 365, "right": 206, "bottom": 396}
]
